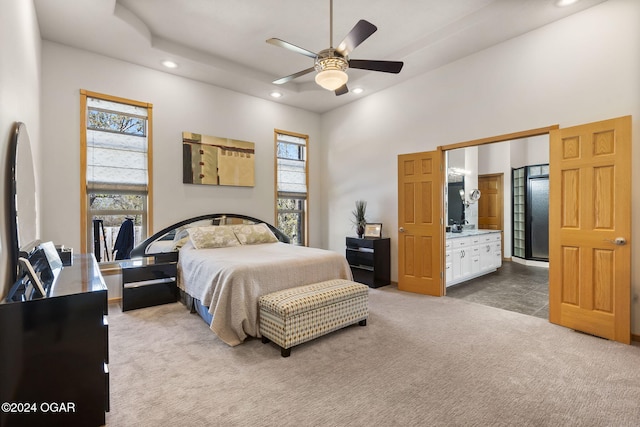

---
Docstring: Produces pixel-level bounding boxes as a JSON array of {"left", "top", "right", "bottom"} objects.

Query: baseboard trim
[
  {"left": 511, "top": 257, "right": 549, "bottom": 269},
  {"left": 632, "top": 334, "right": 639, "bottom": 343}
]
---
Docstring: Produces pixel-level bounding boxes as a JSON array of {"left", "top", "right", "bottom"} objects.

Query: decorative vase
[{"left": 357, "top": 224, "right": 365, "bottom": 238}]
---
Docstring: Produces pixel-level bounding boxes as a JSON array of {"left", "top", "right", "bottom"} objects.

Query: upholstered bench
[{"left": 259, "top": 279, "right": 369, "bottom": 357}]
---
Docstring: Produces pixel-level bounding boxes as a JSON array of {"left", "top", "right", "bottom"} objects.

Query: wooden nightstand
[{"left": 119, "top": 254, "right": 178, "bottom": 311}]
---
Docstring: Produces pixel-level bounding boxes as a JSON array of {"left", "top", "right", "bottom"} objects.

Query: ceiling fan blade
[
  {"left": 335, "top": 84, "right": 349, "bottom": 96},
  {"left": 266, "top": 38, "right": 318, "bottom": 59},
  {"left": 349, "top": 59, "right": 404, "bottom": 74},
  {"left": 336, "top": 20, "right": 377, "bottom": 57},
  {"left": 272, "top": 67, "right": 315, "bottom": 85}
]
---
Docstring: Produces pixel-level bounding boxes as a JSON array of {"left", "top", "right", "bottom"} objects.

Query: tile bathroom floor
[{"left": 445, "top": 261, "right": 549, "bottom": 319}]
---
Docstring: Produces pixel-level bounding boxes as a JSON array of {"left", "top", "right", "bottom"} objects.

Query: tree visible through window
[
  {"left": 275, "top": 131, "right": 308, "bottom": 245},
  {"left": 88, "top": 109, "right": 146, "bottom": 135},
  {"left": 80, "top": 90, "right": 153, "bottom": 261}
]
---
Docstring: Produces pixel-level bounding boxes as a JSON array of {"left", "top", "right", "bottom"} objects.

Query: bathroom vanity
[{"left": 445, "top": 230, "right": 502, "bottom": 287}]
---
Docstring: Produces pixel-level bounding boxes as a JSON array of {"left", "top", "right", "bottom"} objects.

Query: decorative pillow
[
  {"left": 173, "top": 219, "right": 213, "bottom": 241},
  {"left": 232, "top": 223, "right": 279, "bottom": 245},
  {"left": 187, "top": 226, "right": 241, "bottom": 249},
  {"left": 172, "top": 236, "right": 190, "bottom": 251}
]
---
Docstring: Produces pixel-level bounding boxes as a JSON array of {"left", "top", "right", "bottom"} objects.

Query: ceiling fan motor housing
[{"left": 314, "top": 49, "right": 349, "bottom": 73}]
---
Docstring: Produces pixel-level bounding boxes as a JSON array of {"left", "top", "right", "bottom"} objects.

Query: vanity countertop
[{"left": 446, "top": 229, "right": 502, "bottom": 239}]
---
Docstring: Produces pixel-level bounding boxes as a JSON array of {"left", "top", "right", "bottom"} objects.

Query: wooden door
[
  {"left": 398, "top": 150, "right": 443, "bottom": 296},
  {"left": 478, "top": 174, "right": 504, "bottom": 260},
  {"left": 549, "top": 116, "right": 631, "bottom": 344},
  {"left": 478, "top": 174, "right": 503, "bottom": 230}
]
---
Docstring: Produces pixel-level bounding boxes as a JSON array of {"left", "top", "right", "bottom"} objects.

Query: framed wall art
[{"left": 182, "top": 132, "right": 255, "bottom": 187}]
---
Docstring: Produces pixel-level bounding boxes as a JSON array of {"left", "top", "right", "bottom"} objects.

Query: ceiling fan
[{"left": 266, "top": 0, "right": 404, "bottom": 96}]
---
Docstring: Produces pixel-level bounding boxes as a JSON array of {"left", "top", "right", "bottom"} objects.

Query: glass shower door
[
  {"left": 529, "top": 177, "right": 549, "bottom": 259},
  {"left": 512, "top": 164, "right": 549, "bottom": 262}
]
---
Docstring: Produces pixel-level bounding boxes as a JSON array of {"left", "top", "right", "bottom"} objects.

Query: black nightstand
[
  {"left": 346, "top": 237, "right": 391, "bottom": 288},
  {"left": 120, "top": 254, "right": 178, "bottom": 311}
]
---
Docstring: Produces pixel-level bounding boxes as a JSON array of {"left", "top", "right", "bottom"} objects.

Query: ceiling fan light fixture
[
  {"left": 314, "top": 54, "right": 349, "bottom": 91},
  {"left": 315, "top": 69, "right": 348, "bottom": 91}
]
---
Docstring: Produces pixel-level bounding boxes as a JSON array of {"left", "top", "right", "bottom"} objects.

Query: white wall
[
  {"left": 526, "top": 136, "right": 550, "bottom": 167},
  {"left": 40, "top": 42, "right": 322, "bottom": 252},
  {"left": 0, "top": 0, "right": 41, "bottom": 298},
  {"left": 478, "top": 141, "right": 513, "bottom": 258},
  {"left": 321, "top": 0, "right": 640, "bottom": 332},
  {"left": 463, "top": 146, "right": 479, "bottom": 226}
]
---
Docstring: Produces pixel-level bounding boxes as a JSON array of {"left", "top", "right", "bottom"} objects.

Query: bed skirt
[{"left": 179, "top": 289, "right": 213, "bottom": 325}]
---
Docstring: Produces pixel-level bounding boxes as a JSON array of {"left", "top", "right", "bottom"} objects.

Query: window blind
[
  {"left": 86, "top": 97, "right": 148, "bottom": 192},
  {"left": 276, "top": 133, "right": 306, "bottom": 194}
]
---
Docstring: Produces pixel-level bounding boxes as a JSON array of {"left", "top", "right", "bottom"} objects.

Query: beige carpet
[{"left": 106, "top": 286, "right": 640, "bottom": 426}]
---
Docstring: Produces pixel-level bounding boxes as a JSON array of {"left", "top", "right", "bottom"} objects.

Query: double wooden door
[{"left": 397, "top": 116, "right": 631, "bottom": 344}]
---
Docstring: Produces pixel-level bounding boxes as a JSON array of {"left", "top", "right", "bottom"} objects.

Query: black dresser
[
  {"left": 0, "top": 254, "right": 109, "bottom": 427},
  {"left": 346, "top": 237, "right": 391, "bottom": 288}
]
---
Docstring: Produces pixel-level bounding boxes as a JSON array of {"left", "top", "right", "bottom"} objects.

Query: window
[
  {"left": 275, "top": 130, "right": 308, "bottom": 245},
  {"left": 80, "top": 90, "right": 153, "bottom": 261}
]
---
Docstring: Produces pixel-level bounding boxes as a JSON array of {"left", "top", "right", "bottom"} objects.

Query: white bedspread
[{"left": 177, "top": 242, "right": 353, "bottom": 346}]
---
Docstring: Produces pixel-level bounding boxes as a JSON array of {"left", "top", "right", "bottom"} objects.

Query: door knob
[
  {"left": 399, "top": 227, "right": 405, "bottom": 232},
  {"left": 604, "top": 237, "right": 627, "bottom": 246}
]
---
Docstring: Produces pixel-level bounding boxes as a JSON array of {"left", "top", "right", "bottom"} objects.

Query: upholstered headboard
[{"left": 129, "top": 213, "right": 290, "bottom": 258}]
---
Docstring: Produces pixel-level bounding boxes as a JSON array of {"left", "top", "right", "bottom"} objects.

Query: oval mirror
[{"left": 8, "top": 122, "right": 39, "bottom": 282}]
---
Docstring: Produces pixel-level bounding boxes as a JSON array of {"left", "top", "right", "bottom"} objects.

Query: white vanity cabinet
[
  {"left": 445, "top": 240, "right": 453, "bottom": 282},
  {"left": 446, "top": 231, "right": 502, "bottom": 287},
  {"left": 479, "top": 232, "right": 502, "bottom": 272},
  {"left": 451, "top": 243, "right": 471, "bottom": 281}
]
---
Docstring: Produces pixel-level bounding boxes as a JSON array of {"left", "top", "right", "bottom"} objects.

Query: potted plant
[{"left": 352, "top": 200, "right": 367, "bottom": 238}]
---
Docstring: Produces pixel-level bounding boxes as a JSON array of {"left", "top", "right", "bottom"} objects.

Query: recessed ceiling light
[
  {"left": 555, "top": 0, "right": 579, "bottom": 7},
  {"left": 161, "top": 60, "right": 178, "bottom": 69},
  {"left": 270, "top": 91, "right": 283, "bottom": 98},
  {"left": 352, "top": 87, "right": 364, "bottom": 94}
]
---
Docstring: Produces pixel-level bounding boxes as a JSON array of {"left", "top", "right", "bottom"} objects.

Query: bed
[{"left": 130, "top": 214, "right": 353, "bottom": 346}]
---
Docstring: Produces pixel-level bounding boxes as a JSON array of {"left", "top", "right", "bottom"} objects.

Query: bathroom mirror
[{"left": 447, "top": 181, "right": 465, "bottom": 225}]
